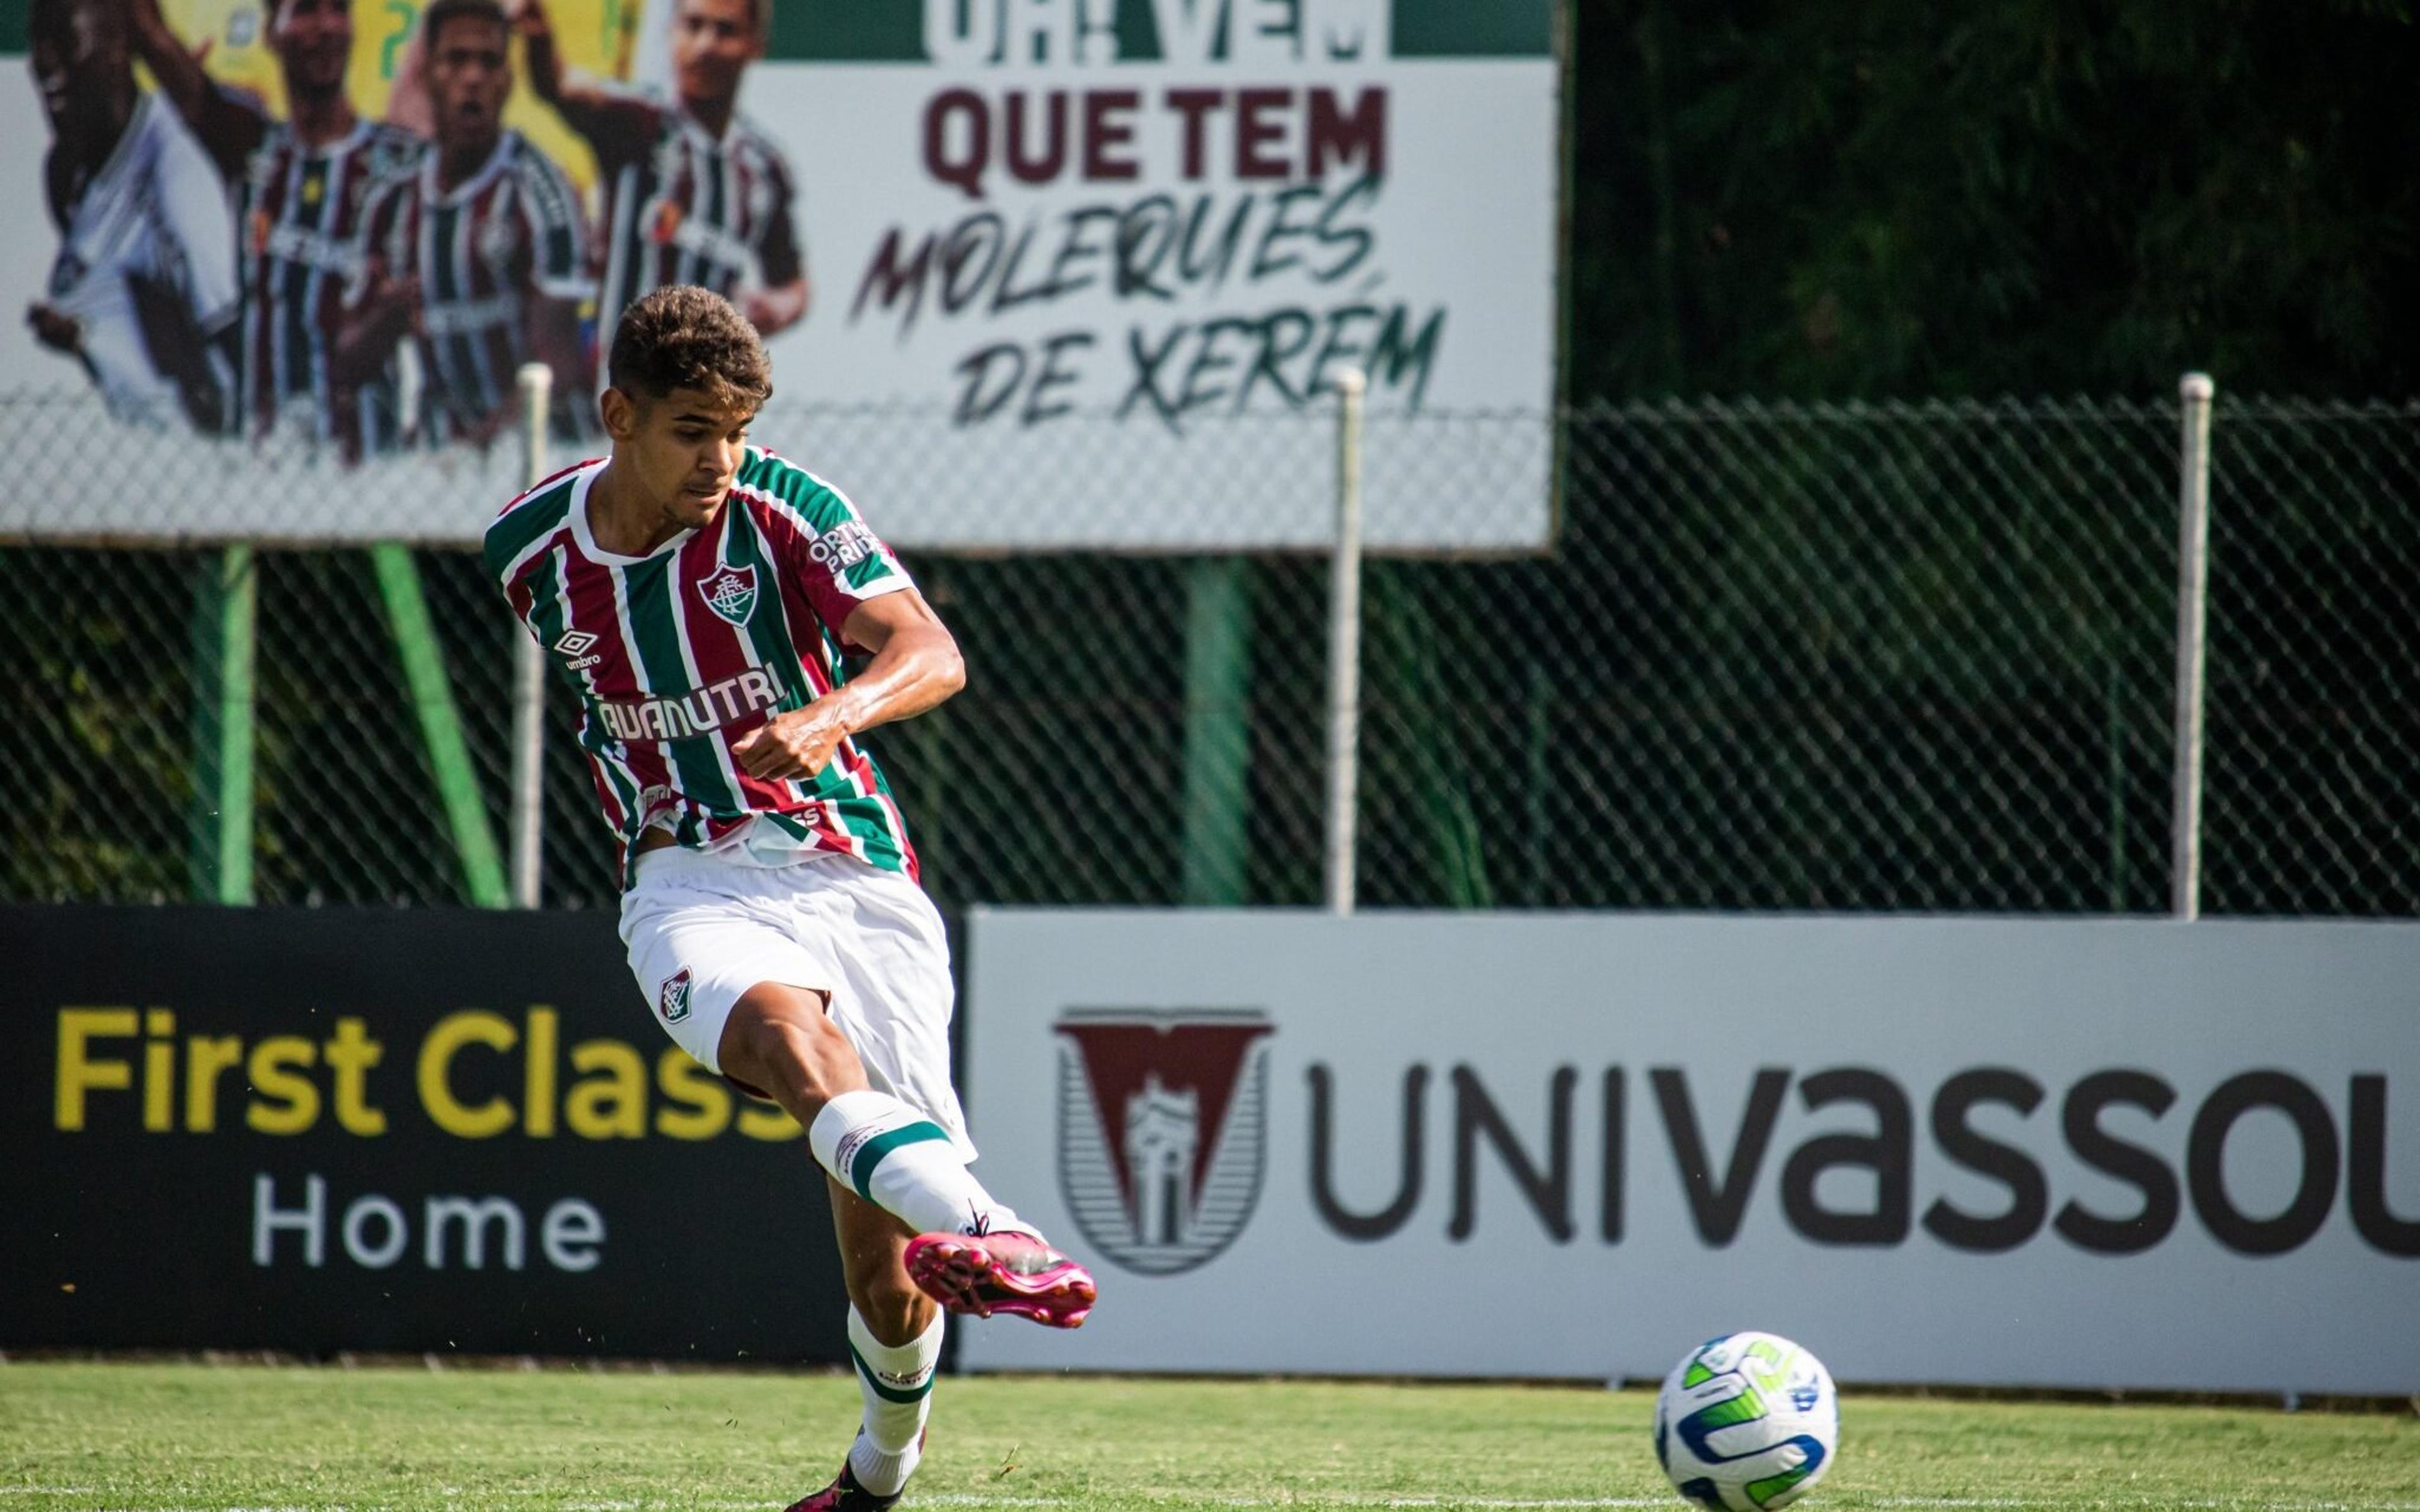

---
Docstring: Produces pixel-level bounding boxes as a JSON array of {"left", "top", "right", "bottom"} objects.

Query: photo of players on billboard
[{"left": 25, "top": 0, "right": 807, "bottom": 462}]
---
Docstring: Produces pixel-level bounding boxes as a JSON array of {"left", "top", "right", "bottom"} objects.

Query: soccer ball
[{"left": 1652, "top": 1332, "right": 1838, "bottom": 1510}]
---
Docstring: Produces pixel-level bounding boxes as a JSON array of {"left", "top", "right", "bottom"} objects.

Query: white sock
[
  {"left": 845, "top": 1306, "right": 942, "bottom": 1496},
  {"left": 809, "top": 1090, "right": 1023, "bottom": 1238}
]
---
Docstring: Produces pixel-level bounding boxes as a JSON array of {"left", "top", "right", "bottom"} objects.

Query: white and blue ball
[{"left": 1652, "top": 1332, "right": 1838, "bottom": 1510}]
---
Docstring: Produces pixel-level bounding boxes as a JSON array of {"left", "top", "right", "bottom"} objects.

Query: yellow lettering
[
  {"left": 55, "top": 1008, "right": 137, "bottom": 1131},
  {"left": 737, "top": 1094, "right": 803, "bottom": 1142},
  {"left": 143, "top": 1008, "right": 176, "bottom": 1132},
  {"left": 245, "top": 1036, "right": 320, "bottom": 1135},
  {"left": 565, "top": 1040, "right": 648, "bottom": 1140},
  {"left": 184, "top": 1036, "right": 244, "bottom": 1132},
  {"left": 417, "top": 1010, "right": 517, "bottom": 1139},
  {"left": 524, "top": 1007, "right": 559, "bottom": 1138},
  {"left": 654, "top": 1050, "right": 732, "bottom": 1141},
  {"left": 323, "top": 1017, "right": 387, "bottom": 1137}
]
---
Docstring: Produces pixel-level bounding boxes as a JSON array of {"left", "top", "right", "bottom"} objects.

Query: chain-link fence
[{"left": 4, "top": 391, "right": 2414, "bottom": 915}]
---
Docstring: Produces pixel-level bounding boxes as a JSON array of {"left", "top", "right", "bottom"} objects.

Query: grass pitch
[{"left": 0, "top": 1361, "right": 2413, "bottom": 1511}]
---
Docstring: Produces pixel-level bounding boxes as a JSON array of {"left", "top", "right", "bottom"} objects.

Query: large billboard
[
  {"left": 0, "top": 0, "right": 1562, "bottom": 549},
  {"left": 0, "top": 905, "right": 853, "bottom": 1361},
  {"left": 960, "top": 911, "right": 2420, "bottom": 1394}
]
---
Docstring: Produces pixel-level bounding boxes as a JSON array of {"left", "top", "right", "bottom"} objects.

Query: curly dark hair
[
  {"left": 608, "top": 286, "right": 774, "bottom": 410},
  {"left": 420, "top": 0, "right": 507, "bottom": 52}
]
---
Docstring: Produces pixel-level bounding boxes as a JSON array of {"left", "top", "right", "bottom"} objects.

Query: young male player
[
  {"left": 337, "top": 0, "right": 590, "bottom": 445},
  {"left": 127, "top": 0, "right": 423, "bottom": 459},
  {"left": 27, "top": 0, "right": 240, "bottom": 433},
  {"left": 513, "top": 0, "right": 809, "bottom": 346},
  {"left": 483, "top": 285, "right": 1094, "bottom": 1512}
]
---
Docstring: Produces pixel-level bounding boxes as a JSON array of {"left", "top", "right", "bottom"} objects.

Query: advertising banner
[
  {"left": 0, "top": 0, "right": 1562, "bottom": 549},
  {"left": 0, "top": 905, "right": 849, "bottom": 1361},
  {"left": 959, "top": 911, "right": 2420, "bottom": 1394}
]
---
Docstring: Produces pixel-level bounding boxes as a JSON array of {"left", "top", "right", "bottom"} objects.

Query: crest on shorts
[
  {"left": 1054, "top": 1010, "right": 1274, "bottom": 1276},
  {"left": 697, "top": 564, "right": 758, "bottom": 626},
  {"left": 659, "top": 967, "right": 693, "bottom": 1024}
]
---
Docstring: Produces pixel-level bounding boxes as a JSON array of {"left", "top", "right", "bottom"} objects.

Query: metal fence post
[
  {"left": 1325, "top": 369, "right": 1367, "bottom": 915},
  {"left": 510, "top": 364, "right": 553, "bottom": 908},
  {"left": 187, "top": 544, "right": 256, "bottom": 905},
  {"left": 1180, "top": 558, "right": 1253, "bottom": 906},
  {"left": 2170, "top": 372, "right": 2216, "bottom": 920}
]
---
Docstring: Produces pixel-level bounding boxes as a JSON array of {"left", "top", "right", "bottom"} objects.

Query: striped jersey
[
  {"left": 241, "top": 117, "right": 423, "bottom": 457},
  {"left": 484, "top": 447, "right": 919, "bottom": 890},
  {"left": 354, "top": 130, "right": 591, "bottom": 443},
  {"left": 591, "top": 94, "right": 802, "bottom": 352}
]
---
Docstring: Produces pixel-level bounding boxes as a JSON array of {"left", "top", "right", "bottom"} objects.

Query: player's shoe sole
[{"left": 904, "top": 1232, "right": 1097, "bottom": 1327}]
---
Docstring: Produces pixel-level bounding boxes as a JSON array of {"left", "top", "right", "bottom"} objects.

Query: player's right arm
[
  {"left": 128, "top": 0, "right": 270, "bottom": 182},
  {"left": 731, "top": 587, "right": 965, "bottom": 782},
  {"left": 512, "top": 0, "right": 662, "bottom": 173}
]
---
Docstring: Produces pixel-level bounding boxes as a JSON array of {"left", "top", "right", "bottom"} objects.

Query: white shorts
[{"left": 618, "top": 845, "right": 975, "bottom": 1159}]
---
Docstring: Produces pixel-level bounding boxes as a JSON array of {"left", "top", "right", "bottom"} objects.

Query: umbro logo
[{"left": 553, "top": 629, "right": 603, "bottom": 671}]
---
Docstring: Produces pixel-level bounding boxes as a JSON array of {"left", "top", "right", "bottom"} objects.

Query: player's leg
[
  {"left": 784, "top": 1178, "right": 944, "bottom": 1512},
  {"left": 802, "top": 859, "right": 1097, "bottom": 1327},
  {"left": 718, "top": 985, "right": 1034, "bottom": 1244},
  {"left": 621, "top": 850, "right": 1028, "bottom": 1246},
  {"left": 726, "top": 982, "right": 1095, "bottom": 1325}
]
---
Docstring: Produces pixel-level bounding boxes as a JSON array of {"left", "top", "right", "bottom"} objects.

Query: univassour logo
[
  {"left": 659, "top": 968, "right": 693, "bottom": 1024},
  {"left": 697, "top": 564, "right": 758, "bottom": 626},
  {"left": 1054, "top": 1009, "right": 1274, "bottom": 1276}
]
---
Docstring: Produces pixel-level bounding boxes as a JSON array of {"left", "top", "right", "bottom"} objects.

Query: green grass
[{"left": 0, "top": 1361, "right": 2414, "bottom": 1511}]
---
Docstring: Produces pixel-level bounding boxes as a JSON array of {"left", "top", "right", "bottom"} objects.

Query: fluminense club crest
[
  {"left": 697, "top": 563, "right": 758, "bottom": 626},
  {"left": 659, "top": 967, "right": 693, "bottom": 1024},
  {"left": 1054, "top": 1009, "right": 1274, "bottom": 1276}
]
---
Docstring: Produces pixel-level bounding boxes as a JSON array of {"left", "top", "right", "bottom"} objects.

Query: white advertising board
[
  {"left": 960, "top": 912, "right": 2420, "bottom": 1394},
  {"left": 0, "top": 0, "right": 1560, "bottom": 549}
]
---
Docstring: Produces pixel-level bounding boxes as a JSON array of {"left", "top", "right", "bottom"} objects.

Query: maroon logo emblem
[{"left": 1054, "top": 1010, "right": 1274, "bottom": 1276}]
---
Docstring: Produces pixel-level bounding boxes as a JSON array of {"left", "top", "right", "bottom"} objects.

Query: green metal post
[
  {"left": 371, "top": 543, "right": 510, "bottom": 908},
  {"left": 1378, "top": 570, "right": 1494, "bottom": 910},
  {"left": 1181, "top": 557, "right": 1253, "bottom": 905},
  {"left": 188, "top": 545, "right": 257, "bottom": 904}
]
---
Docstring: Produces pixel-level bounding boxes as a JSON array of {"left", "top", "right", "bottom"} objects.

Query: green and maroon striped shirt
[{"left": 484, "top": 446, "right": 917, "bottom": 890}]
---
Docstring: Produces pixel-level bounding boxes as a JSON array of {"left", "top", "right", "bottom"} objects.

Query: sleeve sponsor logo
[{"left": 809, "top": 520, "right": 880, "bottom": 573}]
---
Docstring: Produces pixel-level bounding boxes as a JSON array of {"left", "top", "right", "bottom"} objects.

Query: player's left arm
[
  {"left": 730, "top": 589, "right": 964, "bottom": 782},
  {"left": 740, "top": 153, "right": 809, "bottom": 336},
  {"left": 27, "top": 152, "right": 83, "bottom": 357}
]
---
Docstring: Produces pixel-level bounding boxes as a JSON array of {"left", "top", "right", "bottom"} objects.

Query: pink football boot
[{"left": 904, "top": 1228, "right": 1097, "bottom": 1328}]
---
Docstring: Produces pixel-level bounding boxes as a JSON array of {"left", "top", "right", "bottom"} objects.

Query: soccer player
[
  {"left": 513, "top": 0, "right": 809, "bottom": 348},
  {"left": 336, "top": 0, "right": 591, "bottom": 446},
  {"left": 483, "top": 285, "right": 1095, "bottom": 1512},
  {"left": 26, "top": 0, "right": 240, "bottom": 433},
  {"left": 125, "top": 0, "right": 423, "bottom": 460}
]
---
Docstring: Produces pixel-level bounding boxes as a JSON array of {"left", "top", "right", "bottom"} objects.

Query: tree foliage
[{"left": 1567, "top": 0, "right": 2420, "bottom": 399}]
